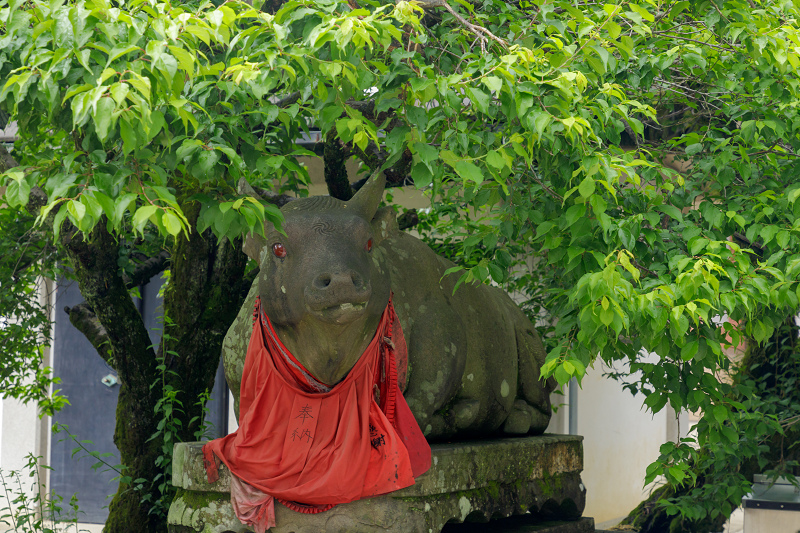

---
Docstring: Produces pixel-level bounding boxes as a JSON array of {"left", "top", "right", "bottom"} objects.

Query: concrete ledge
[{"left": 168, "top": 435, "right": 587, "bottom": 533}]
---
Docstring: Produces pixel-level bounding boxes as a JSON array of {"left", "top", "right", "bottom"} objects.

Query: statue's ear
[
  {"left": 243, "top": 231, "right": 267, "bottom": 262},
  {"left": 238, "top": 178, "right": 272, "bottom": 262},
  {"left": 371, "top": 206, "right": 397, "bottom": 246}
]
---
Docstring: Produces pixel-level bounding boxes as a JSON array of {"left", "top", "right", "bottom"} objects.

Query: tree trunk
[
  {"left": 62, "top": 223, "right": 164, "bottom": 532},
  {"left": 62, "top": 200, "right": 251, "bottom": 530},
  {"left": 161, "top": 199, "right": 250, "bottom": 443}
]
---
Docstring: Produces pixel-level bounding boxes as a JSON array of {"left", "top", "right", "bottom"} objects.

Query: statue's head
[{"left": 242, "top": 173, "right": 391, "bottom": 331}]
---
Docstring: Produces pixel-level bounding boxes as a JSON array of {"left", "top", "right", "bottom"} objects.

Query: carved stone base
[{"left": 168, "top": 435, "right": 587, "bottom": 533}]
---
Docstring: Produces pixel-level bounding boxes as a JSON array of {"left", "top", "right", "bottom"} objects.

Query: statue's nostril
[{"left": 315, "top": 274, "right": 332, "bottom": 289}]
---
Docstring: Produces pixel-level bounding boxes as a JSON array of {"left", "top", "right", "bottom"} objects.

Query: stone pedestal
[{"left": 168, "top": 435, "right": 588, "bottom": 533}]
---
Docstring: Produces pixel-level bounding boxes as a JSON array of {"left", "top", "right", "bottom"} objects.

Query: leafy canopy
[{"left": 3, "top": 0, "right": 800, "bottom": 525}]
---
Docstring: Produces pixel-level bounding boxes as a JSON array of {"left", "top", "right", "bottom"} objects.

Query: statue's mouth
[{"left": 310, "top": 301, "right": 368, "bottom": 324}]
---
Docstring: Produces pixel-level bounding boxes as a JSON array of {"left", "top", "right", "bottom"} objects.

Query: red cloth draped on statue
[{"left": 202, "top": 297, "right": 431, "bottom": 532}]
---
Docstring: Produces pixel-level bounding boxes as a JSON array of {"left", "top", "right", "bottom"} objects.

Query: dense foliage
[
  {"left": 2, "top": 0, "right": 800, "bottom": 528},
  {"left": 0, "top": 201, "right": 64, "bottom": 415}
]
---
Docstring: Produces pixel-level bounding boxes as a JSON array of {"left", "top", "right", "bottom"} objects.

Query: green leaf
[
  {"left": 194, "top": 150, "right": 220, "bottom": 182},
  {"left": 713, "top": 405, "right": 728, "bottom": 425},
  {"left": 414, "top": 142, "right": 439, "bottom": 170},
  {"left": 67, "top": 199, "right": 86, "bottom": 222},
  {"left": 113, "top": 194, "right": 136, "bottom": 225},
  {"left": 680, "top": 340, "right": 698, "bottom": 361},
  {"left": 120, "top": 119, "right": 138, "bottom": 154},
  {"left": 486, "top": 150, "right": 506, "bottom": 170},
  {"left": 483, "top": 76, "right": 502, "bottom": 93},
  {"left": 109, "top": 82, "right": 129, "bottom": 106},
  {"left": 689, "top": 237, "right": 709, "bottom": 256},
  {"left": 163, "top": 211, "right": 182, "bottom": 237},
  {"left": 600, "top": 307, "right": 614, "bottom": 326},
  {"left": 532, "top": 112, "right": 552, "bottom": 137},
  {"left": 94, "top": 191, "right": 115, "bottom": 220},
  {"left": 107, "top": 44, "right": 141, "bottom": 65},
  {"left": 656, "top": 204, "right": 683, "bottom": 223},
  {"left": 454, "top": 161, "right": 484, "bottom": 184},
  {"left": 566, "top": 204, "right": 586, "bottom": 227},
  {"left": 148, "top": 110, "right": 166, "bottom": 141},
  {"left": 320, "top": 105, "right": 343, "bottom": 127},
  {"left": 93, "top": 97, "right": 115, "bottom": 141},
  {"left": 133, "top": 205, "right": 157, "bottom": 234},
  {"left": 554, "top": 364, "right": 570, "bottom": 384},
  {"left": 685, "top": 143, "right": 703, "bottom": 155},
  {"left": 411, "top": 162, "right": 433, "bottom": 189},
  {"left": 466, "top": 87, "right": 491, "bottom": 113},
  {"left": 5, "top": 177, "right": 30, "bottom": 208},
  {"left": 488, "top": 263, "right": 504, "bottom": 283},
  {"left": 669, "top": 466, "right": 686, "bottom": 484},
  {"left": 578, "top": 177, "right": 595, "bottom": 198},
  {"left": 385, "top": 126, "right": 410, "bottom": 154}
]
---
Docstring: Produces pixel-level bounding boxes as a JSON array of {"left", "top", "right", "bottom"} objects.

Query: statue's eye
[
  {"left": 272, "top": 243, "right": 287, "bottom": 258},
  {"left": 365, "top": 238, "right": 373, "bottom": 253}
]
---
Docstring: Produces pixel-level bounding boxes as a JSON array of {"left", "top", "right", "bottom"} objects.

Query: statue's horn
[
  {"left": 346, "top": 171, "right": 385, "bottom": 220},
  {"left": 238, "top": 177, "right": 260, "bottom": 198}
]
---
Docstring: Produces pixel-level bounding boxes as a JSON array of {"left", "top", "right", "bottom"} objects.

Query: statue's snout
[{"left": 305, "top": 267, "right": 371, "bottom": 323}]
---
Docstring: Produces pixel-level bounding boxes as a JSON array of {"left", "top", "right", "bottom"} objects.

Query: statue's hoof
[
  {"left": 502, "top": 400, "right": 533, "bottom": 434},
  {"left": 453, "top": 399, "right": 480, "bottom": 429}
]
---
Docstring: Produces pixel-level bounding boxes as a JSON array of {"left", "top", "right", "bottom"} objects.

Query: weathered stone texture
[{"left": 168, "top": 435, "right": 587, "bottom": 533}]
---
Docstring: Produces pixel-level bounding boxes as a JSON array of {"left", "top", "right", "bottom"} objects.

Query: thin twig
[
  {"left": 529, "top": 170, "right": 563, "bottom": 201},
  {"left": 417, "top": 0, "right": 507, "bottom": 51},
  {"left": 652, "top": 31, "right": 739, "bottom": 52}
]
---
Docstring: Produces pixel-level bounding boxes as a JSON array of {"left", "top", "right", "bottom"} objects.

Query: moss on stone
[{"left": 175, "top": 487, "right": 228, "bottom": 510}]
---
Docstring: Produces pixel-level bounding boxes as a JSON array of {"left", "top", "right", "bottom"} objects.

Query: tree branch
[
  {"left": 122, "top": 251, "right": 171, "bottom": 289},
  {"left": 275, "top": 91, "right": 301, "bottom": 108},
  {"left": 529, "top": 169, "right": 563, "bottom": 201},
  {"left": 324, "top": 130, "right": 354, "bottom": 200},
  {"left": 64, "top": 303, "right": 115, "bottom": 366},
  {"left": 398, "top": 208, "right": 419, "bottom": 230},
  {"left": 0, "top": 143, "right": 17, "bottom": 174},
  {"left": 250, "top": 185, "right": 295, "bottom": 207}
]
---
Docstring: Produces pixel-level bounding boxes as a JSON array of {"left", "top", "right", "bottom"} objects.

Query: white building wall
[
  {"left": 569, "top": 356, "right": 687, "bottom": 524},
  {"left": 0, "top": 279, "right": 53, "bottom": 530},
  {"left": 0, "top": 398, "right": 40, "bottom": 473}
]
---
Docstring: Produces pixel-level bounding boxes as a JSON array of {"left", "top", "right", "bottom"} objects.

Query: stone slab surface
[{"left": 168, "top": 435, "right": 587, "bottom": 533}]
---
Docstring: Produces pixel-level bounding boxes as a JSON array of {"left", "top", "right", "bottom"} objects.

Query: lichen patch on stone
[
  {"left": 458, "top": 496, "right": 472, "bottom": 522},
  {"left": 500, "top": 379, "right": 510, "bottom": 398}
]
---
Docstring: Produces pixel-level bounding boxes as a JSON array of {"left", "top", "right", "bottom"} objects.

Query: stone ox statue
[{"left": 223, "top": 173, "right": 555, "bottom": 439}]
